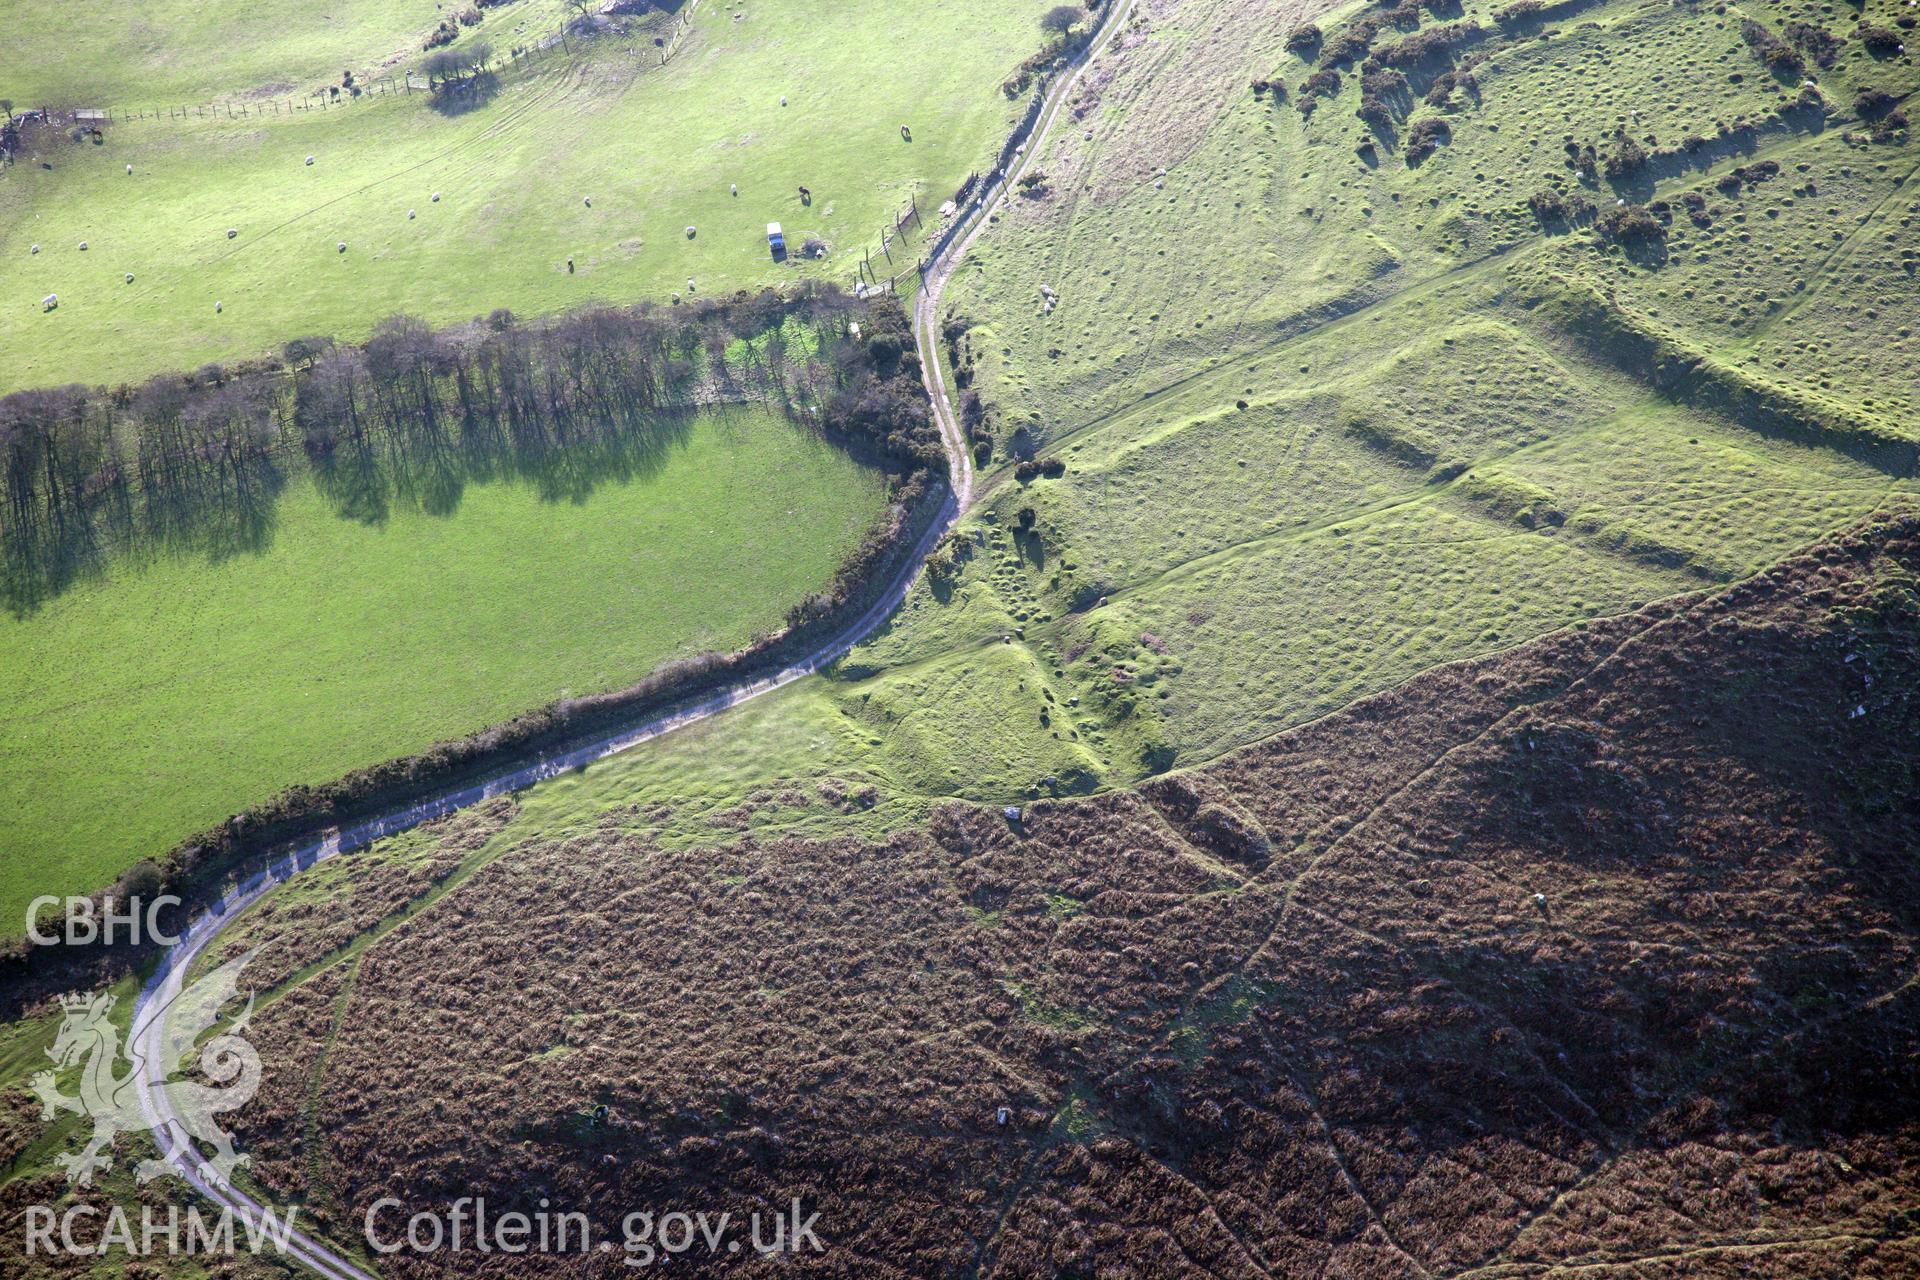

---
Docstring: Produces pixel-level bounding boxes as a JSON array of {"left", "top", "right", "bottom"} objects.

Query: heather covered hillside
[{"left": 184, "top": 512, "right": 1920, "bottom": 1278}]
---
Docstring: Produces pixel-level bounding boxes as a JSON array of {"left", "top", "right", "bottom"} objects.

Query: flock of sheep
[
  {"left": 32, "top": 153, "right": 457, "bottom": 315},
  {"left": 35, "top": 93, "right": 868, "bottom": 317}
]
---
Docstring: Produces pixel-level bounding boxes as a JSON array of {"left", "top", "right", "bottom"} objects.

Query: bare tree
[
  {"left": 561, "top": 0, "right": 596, "bottom": 53},
  {"left": 421, "top": 49, "right": 465, "bottom": 87},
  {"left": 1041, "top": 5, "right": 1084, "bottom": 38}
]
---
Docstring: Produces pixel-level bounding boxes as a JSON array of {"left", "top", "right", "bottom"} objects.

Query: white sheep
[
  {"left": 584, "top": 196, "right": 592, "bottom": 206},
  {"left": 338, "top": 241, "right": 347, "bottom": 252},
  {"left": 124, "top": 273, "right": 133, "bottom": 283},
  {"left": 685, "top": 225, "right": 697, "bottom": 238},
  {"left": 126, "top": 164, "right": 133, "bottom": 174},
  {"left": 730, "top": 183, "right": 737, "bottom": 196},
  {"left": 780, "top": 95, "right": 787, "bottom": 106},
  {"left": 227, "top": 228, "right": 238, "bottom": 239},
  {"left": 408, "top": 209, "right": 416, "bottom": 219},
  {"left": 30, "top": 244, "right": 39, "bottom": 255},
  {"left": 305, "top": 155, "right": 315, "bottom": 165},
  {"left": 42, "top": 294, "right": 58, "bottom": 312},
  {"left": 77, "top": 241, "right": 88, "bottom": 251},
  {"left": 687, "top": 277, "right": 696, "bottom": 291},
  {"left": 215, "top": 301, "right": 223, "bottom": 312},
  {"left": 431, "top": 192, "right": 441, "bottom": 202}
]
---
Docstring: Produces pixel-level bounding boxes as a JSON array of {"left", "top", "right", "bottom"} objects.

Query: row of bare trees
[{"left": 0, "top": 283, "right": 932, "bottom": 613}]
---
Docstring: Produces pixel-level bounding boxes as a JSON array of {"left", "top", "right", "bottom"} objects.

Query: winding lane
[{"left": 129, "top": 3, "right": 1134, "bottom": 1274}]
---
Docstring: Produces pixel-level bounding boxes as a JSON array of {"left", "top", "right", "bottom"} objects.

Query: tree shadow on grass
[
  {"left": 3, "top": 455, "right": 283, "bottom": 617},
  {"left": 5, "top": 401, "right": 699, "bottom": 616},
  {"left": 309, "top": 402, "right": 697, "bottom": 528}
]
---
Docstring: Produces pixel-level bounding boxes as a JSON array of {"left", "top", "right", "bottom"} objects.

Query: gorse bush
[
  {"left": 1424, "top": 67, "right": 1475, "bottom": 107},
  {"left": 1322, "top": 16, "right": 1388, "bottom": 67},
  {"left": 1405, "top": 115, "right": 1452, "bottom": 162},
  {"left": 1855, "top": 86, "right": 1899, "bottom": 119},
  {"left": 1783, "top": 20, "right": 1843, "bottom": 68},
  {"left": 1857, "top": 25, "right": 1903, "bottom": 56},
  {"left": 1604, "top": 133, "right": 1648, "bottom": 179},
  {"left": 1299, "top": 68, "right": 1343, "bottom": 100},
  {"left": 1528, "top": 188, "right": 1569, "bottom": 222},
  {"left": 1493, "top": 0, "right": 1544, "bottom": 26},
  {"left": 1358, "top": 67, "right": 1409, "bottom": 127},
  {"left": 1740, "top": 18, "right": 1804, "bottom": 77},
  {"left": 1597, "top": 202, "right": 1665, "bottom": 244},
  {"left": 1369, "top": 21, "right": 1482, "bottom": 70}
]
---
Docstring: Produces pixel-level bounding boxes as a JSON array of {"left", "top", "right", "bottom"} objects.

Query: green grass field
[
  {"left": 8, "top": 0, "right": 1909, "bottom": 893},
  {"left": 0, "top": 0, "right": 1054, "bottom": 390},
  {"left": 0, "top": 0, "right": 1062, "bottom": 924},
  {"left": 948, "top": 0, "right": 1919, "bottom": 448},
  {"left": 461, "top": 0, "right": 1917, "bottom": 855},
  {"left": 0, "top": 404, "right": 885, "bottom": 936},
  {"left": 927, "top": 0, "right": 1917, "bottom": 765}
]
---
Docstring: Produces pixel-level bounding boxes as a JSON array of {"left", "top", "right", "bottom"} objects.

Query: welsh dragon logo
[{"left": 31, "top": 949, "right": 261, "bottom": 1189}]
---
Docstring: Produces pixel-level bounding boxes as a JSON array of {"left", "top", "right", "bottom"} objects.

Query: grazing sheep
[
  {"left": 227, "top": 228, "right": 238, "bottom": 239},
  {"left": 30, "top": 244, "right": 39, "bottom": 255},
  {"left": 42, "top": 294, "right": 58, "bottom": 312},
  {"left": 408, "top": 209, "right": 416, "bottom": 219},
  {"left": 687, "top": 277, "right": 696, "bottom": 291},
  {"left": 77, "top": 241, "right": 88, "bottom": 251},
  {"left": 305, "top": 155, "right": 315, "bottom": 165},
  {"left": 730, "top": 183, "right": 737, "bottom": 196},
  {"left": 431, "top": 192, "right": 441, "bottom": 202},
  {"left": 124, "top": 273, "right": 133, "bottom": 283},
  {"left": 215, "top": 301, "right": 223, "bottom": 313},
  {"left": 126, "top": 164, "right": 133, "bottom": 174},
  {"left": 780, "top": 95, "right": 787, "bottom": 106},
  {"left": 584, "top": 196, "right": 592, "bottom": 206},
  {"left": 685, "top": 225, "right": 696, "bottom": 237},
  {"left": 901, "top": 123, "right": 912, "bottom": 140},
  {"left": 567, "top": 256, "right": 575, "bottom": 273},
  {"left": 338, "top": 241, "right": 347, "bottom": 252}
]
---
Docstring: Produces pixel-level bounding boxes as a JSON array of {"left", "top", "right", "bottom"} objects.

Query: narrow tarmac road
[{"left": 130, "top": 4, "right": 1135, "bottom": 1274}]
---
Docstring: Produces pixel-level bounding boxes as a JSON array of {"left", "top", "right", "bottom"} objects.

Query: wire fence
[
  {"left": 847, "top": 187, "right": 933, "bottom": 296},
  {"left": 0, "top": 22, "right": 647, "bottom": 129},
  {"left": 9, "top": 0, "right": 1099, "bottom": 304}
]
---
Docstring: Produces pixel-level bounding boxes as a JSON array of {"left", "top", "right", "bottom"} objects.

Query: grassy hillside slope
[
  {"left": 146, "top": 512, "right": 1920, "bottom": 1280},
  {"left": 386, "top": 0, "right": 1918, "bottom": 853},
  {"left": 0, "top": 0, "right": 576, "bottom": 105},
  {"left": 0, "top": 0, "right": 1052, "bottom": 389}
]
